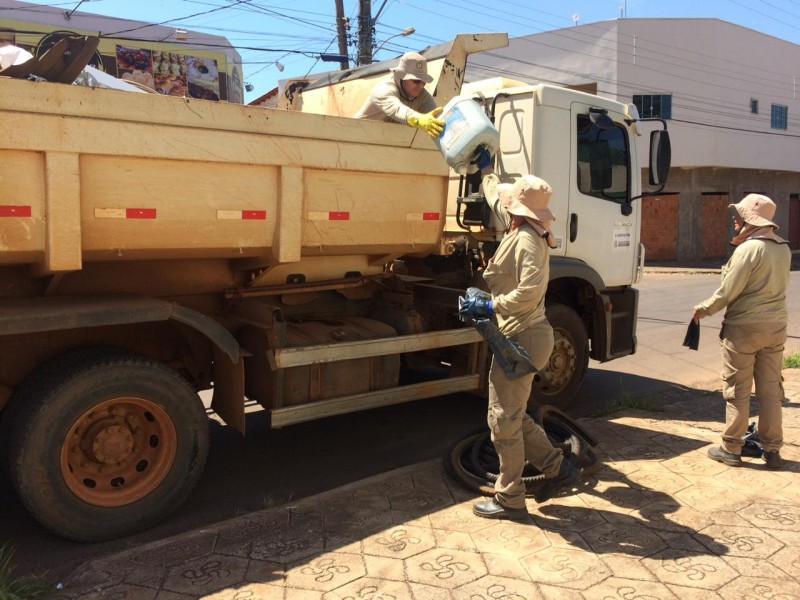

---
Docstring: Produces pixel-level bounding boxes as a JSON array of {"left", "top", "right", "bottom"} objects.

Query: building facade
[
  {"left": 1, "top": 0, "right": 244, "bottom": 103},
  {"left": 465, "top": 18, "right": 800, "bottom": 260}
]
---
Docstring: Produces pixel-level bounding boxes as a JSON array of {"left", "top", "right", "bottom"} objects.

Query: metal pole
[
  {"left": 334, "top": 0, "right": 350, "bottom": 70},
  {"left": 357, "top": 0, "right": 373, "bottom": 65}
]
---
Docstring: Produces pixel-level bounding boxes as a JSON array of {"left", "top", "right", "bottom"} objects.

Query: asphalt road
[{"left": 2, "top": 270, "right": 799, "bottom": 584}]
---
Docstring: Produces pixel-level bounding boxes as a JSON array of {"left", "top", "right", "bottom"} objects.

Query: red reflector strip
[
  {"left": 0, "top": 205, "right": 32, "bottom": 217},
  {"left": 126, "top": 208, "right": 156, "bottom": 219},
  {"left": 328, "top": 211, "right": 350, "bottom": 220},
  {"left": 423, "top": 212, "right": 440, "bottom": 221},
  {"left": 242, "top": 210, "right": 267, "bottom": 220}
]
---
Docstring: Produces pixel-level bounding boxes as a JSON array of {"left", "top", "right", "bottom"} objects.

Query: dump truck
[{"left": 0, "top": 32, "right": 670, "bottom": 541}]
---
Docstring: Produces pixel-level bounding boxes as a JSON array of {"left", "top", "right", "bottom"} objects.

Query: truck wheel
[
  {"left": 6, "top": 347, "right": 209, "bottom": 541},
  {"left": 530, "top": 303, "right": 589, "bottom": 411}
]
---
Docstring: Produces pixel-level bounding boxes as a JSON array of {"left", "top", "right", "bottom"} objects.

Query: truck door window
[{"left": 576, "top": 114, "right": 629, "bottom": 203}]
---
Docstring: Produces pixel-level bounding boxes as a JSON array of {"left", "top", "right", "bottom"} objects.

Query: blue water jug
[{"left": 435, "top": 95, "right": 500, "bottom": 175}]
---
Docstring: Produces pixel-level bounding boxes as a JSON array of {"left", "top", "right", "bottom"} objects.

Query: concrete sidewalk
[{"left": 58, "top": 370, "right": 800, "bottom": 599}]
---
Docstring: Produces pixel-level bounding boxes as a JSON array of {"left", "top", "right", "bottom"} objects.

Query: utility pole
[
  {"left": 334, "top": 0, "right": 350, "bottom": 70},
  {"left": 357, "top": 0, "right": 373, "bottom": 66}
]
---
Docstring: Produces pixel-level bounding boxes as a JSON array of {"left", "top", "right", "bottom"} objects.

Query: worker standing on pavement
[
  {"left": 353, "top": 52, "right": 445, "bottom": 138},
  {"left": 459, "top": 147, "right": 581, "bottom": 521},
  {"left": 694, "top": 194, "right": 791, "bottom": 470}
]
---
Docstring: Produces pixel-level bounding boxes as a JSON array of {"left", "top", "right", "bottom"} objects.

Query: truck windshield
[{"left": 576, "top": 114, "right": 629, "bottom": 203}]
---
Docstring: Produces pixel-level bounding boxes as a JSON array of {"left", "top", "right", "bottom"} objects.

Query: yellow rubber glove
[{"left": 407, "top": 107, "right": 445, "bottom": 138}]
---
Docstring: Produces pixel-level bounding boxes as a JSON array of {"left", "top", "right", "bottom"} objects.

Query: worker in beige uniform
[
  {"left": 694, "top": 194, "right": 791, "bottom": 470},
  {"left": 460, "top": 148, "right": 581, "bottom": 521},
  {"left": 353, "top": 52, "right": 445, "bottom": 138}
]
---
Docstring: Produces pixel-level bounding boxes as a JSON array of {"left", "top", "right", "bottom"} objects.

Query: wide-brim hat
[
  {"left": 391, "top": 52, "right": 433, "bottom": 83},
  {"left": 730, "top": 193, "right": 778, "bottom": 229},
  {"left": 498, "top": 175, "right": 555, "bottom": 222}
]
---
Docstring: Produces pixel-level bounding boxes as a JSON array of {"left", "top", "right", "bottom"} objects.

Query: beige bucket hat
[
  {"left": 498, "top": 175, "right": 555, "bottom": 222},
  {"left": 391, "top": 52, "right": 433, "bottom": 83},
  {"left": 730, "top": 193, "right": 778, "bottom": 229}
]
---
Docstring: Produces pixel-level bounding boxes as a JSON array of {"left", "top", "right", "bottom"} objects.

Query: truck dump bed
[{"left": 0, "top": 78, "right": 447, "bottom": 286}]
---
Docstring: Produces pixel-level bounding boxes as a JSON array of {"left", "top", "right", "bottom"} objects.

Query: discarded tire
[{"left": 444, "top": 405, "right": 598, "bottom": 499}]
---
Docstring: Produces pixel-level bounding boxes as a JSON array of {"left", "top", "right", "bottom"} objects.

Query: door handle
[{"left": 569, "top": 213, "right": 578, "bottom": 243}]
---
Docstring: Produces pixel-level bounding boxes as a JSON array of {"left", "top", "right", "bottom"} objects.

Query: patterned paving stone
[
  {"left": 695, "top": 524, "right": 785, "bottom": 558},
  {"left": 362, "top": 524, "right": 436, "bottom": 559},
  {"left": 713, "top": 465, "right": 791, "bottom": 493},
  {"left": 408, "top": 581, "right": 456, "bottom": 599},
  {"left": 599, "top": 553, "right": 659, "bottom": 582},
  {"left": 162, "top": 554, "right": 249, "bottom": 596},
  {"left": 481, "top": 552, "right": 532, "bottom": 581},
  {"left": 717, "top": 576, "right": 800, "bottom": 600},
  {"left": 721, "top": 555, "right": 796, "bottom": 580},
  {"left": 204, "top": 582, "right": 287, "bottom": 599},
  {"left": 250, "top": 523, "right": 325, "bottom": 565},
  {"left": 432, "top": 528, "right": 476, "bottom": 553},
  {"left": 673, "top": 485, "right": 751, "bottom": 511},
  {"left": 578, "top": 480, "right": 654, "bottom": 514},
  {"left": 615, "top": 443, "right": 677, "bottom": 462},
  {"left": 362, "top": 554, "right": 405, "bottom": 581},
  {"left": 388, "top": 487, "right": 454, "bottom": 516},
  {"left": 635, "top": 502, "right": 713, "bottom": 533},
  {"left": 66, "top": 583, "right": 159, "bottom": 599},
  {"left": 662, "top": 585, "right": 724, "bottom": 600},
  {"left": 405, "top": 548, "right": 487, "bottom": 589},
  {"left": 469, "top": 521, "right": 550, "bottom": 558},
  {"left": 660, "top": 453, "right": 728, "bottom": 477},
  {"left": 451, "top": 574, "right": 540, "bottom": 600},
  {"left": 321, "top": 577, "right": 412, "bottom": 600},
  {"left": 641, "top": 550, "right": 739, "bottom": 589},
  {"left": 284, "top": 552, "right": 366, "bottom": 593},
  {"left": 769, "top": 545, "right": 800, "bottom": 578},
  {"left": 581, "top": 522, "right": 668, "bottom": 557},
  {"left": 531, "top": 503, "right": 607, "bottom": 533},
  {"left": 519, "top": 547, "right": 612, "bottom": 590},
  {"left": 736, "top": 502, "right": 800, "bottom": 532},
  {"left": 624, "top": 469, "right": 692, "bottom": 495},
  {"left": 580, "top": 577, "right": 680, "bottom": 600},
  {"left": 427, "top": 502, "right": 495, "bottom": 534}
]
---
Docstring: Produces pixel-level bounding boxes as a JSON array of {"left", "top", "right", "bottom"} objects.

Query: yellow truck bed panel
[{"left": 0, "top": 79, "right": 448, "bottom": 279}]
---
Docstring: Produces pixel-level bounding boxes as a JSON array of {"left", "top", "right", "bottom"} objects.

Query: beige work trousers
[
  {"left": 488, "top": 320, "right": 563, "bottom": 509},
  {"left": 720, "top": 322, "right": 786, "bottom": 454}
]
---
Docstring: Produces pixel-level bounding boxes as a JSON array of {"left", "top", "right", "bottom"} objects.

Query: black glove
[{"left": 682, "top": 319, "right": 700, "bottom": 351}]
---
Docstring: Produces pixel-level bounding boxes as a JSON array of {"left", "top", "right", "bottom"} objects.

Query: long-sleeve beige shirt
[
  {"left": 695, "top": 238, "right": 791, "bottom": 325},
  {"left": 482, "top": 173, "right": 549, "bottom": 337},
  {"left": 353, "top": 79, "right": 437, "bottom": 124}
]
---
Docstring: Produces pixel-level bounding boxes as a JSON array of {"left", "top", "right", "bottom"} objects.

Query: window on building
[
  {"left": 632, "top": 94, "right": 672, "bottom": 119},
  {"left": 771, "top": 104, "right": 788, "bottom": 129},
  {"left": 576, "top": 114, "right": 629, "bottom": 203},
  {"left": 750, "top": 99, "right": 759, "bottom": 114}
]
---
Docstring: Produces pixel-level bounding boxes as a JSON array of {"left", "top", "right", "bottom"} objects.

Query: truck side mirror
[{"left": 649, "top": 130, "right": 671, "bottom": 186}]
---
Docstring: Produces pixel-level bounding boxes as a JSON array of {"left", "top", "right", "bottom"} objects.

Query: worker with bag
[
  {"left": 353, "top": 51, "right": 445, "bottom": 137},
  {"left": 458, "top": 147, "right": 581, "bottom": 521}
]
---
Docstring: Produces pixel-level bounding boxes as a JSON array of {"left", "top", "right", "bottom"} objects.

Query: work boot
[
  {"left": 763, "top": 450, "right": 783, "bottom": 470},
  {"left": 531, "top": 458, "right": 581, "bottom": 503},
  {"left": 472, "top": 496, "right": 530, "bottom": 522},
  {"left": 707, "top": 446, "right": 742, "bottom": 467}
]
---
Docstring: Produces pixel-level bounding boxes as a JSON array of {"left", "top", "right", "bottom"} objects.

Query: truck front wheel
[
  {"left": 7, "top": 347, "right": 209, "bottom": 541},
  {"left": 530, "top": 303, "right": 589, "bottom": 410}
]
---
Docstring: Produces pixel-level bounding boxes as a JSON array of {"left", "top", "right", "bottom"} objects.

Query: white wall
[{"left": 466, "top": 18, "right": 800, "bottom": 172}]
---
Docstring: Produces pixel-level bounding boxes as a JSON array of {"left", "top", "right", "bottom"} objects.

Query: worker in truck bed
[
  {"left": 459, "top": 147, "right": 582, "bottom": 522},
  {"left": 353, "top": 51, "right": 445, "bottom": 138}
]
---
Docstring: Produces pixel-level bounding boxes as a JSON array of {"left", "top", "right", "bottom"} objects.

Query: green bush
[{"left": 784, "top": 350, "right": 800, "bottom": 369}]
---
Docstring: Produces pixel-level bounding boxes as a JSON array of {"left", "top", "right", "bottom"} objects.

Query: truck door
[{"left": 567, "top": 103, "right": 638, "bottom": 287}]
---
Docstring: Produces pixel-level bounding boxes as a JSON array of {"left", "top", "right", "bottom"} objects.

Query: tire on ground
[{"left": 7, "top": 347, "right": 209, "bottom": 541}]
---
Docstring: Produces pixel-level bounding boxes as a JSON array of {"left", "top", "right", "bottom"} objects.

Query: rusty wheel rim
[
  {"left": 60, "top": 397, "right": 177, "bottom": 507},
  {"left": 541, "top": 332, "right": 576, "bottom": 392}
]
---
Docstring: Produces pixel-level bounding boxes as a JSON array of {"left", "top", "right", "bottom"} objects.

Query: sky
[{"left": 16, "top": 0, "right": 800, "bottom": 102}]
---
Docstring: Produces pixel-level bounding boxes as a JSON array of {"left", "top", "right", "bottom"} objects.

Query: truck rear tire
[
  {"left": 6, "top": 347, "right": 209, "bottom": 541},
  {"left": 530, "top": 303, "right": 589, "bottom": 411}
]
